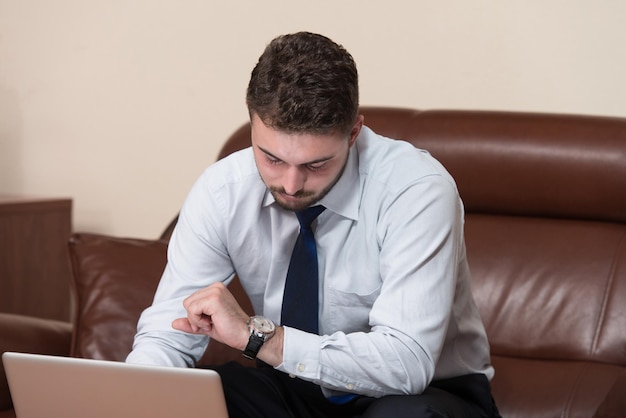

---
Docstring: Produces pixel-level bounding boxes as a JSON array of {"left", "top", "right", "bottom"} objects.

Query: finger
[
  {"left": 172, "top": 318, "right": 196, "bottom": 333},
  {"left": 172, "top": 317, "right": 213, "bottom": 334},
  {"left": 185, "top": 298, "right": 214, "bottom": 329},
  {"left": 183, "top": 282, "right": 224, "bottom": 306},
  {"left": 195, "top": 313, "right": 213, "bottom": 331}
]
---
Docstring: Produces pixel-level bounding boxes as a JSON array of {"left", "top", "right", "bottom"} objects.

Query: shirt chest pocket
[{"left": 325, "top": 276, "right": 381, "bottom": 333}]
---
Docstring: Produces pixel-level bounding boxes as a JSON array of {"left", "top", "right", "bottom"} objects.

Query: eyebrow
[{"left": 257, "top": 146, "right": 335, "bottom": 165}]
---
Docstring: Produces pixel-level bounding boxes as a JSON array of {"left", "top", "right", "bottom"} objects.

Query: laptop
[{"left": 2, "top": 351, "right": 228, "bottom": 418}]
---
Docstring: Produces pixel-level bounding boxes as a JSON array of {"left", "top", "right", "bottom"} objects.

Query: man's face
[{"left": 250, "top": 114, "right": 363, "bottom": 212}]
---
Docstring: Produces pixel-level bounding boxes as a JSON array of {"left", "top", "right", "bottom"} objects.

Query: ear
[{"left": 348, "top": 115, "right": 364, "bottom": 148}]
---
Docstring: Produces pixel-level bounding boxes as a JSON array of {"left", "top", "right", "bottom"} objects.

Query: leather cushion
[
  {"left": 66, "top": 233, "right": 254, "bottom": 367},
  {"left": 67, "top": 233, "right": 167, "bottom": 361},
  {"left": 593, "top": 370, "right": 626, "bottom": 418},
  {"left": 465, "top": 215, "right": 626, "bottom": 364},
  {"left": 490, "top": 355, "right": 624, "bottom": 418}
]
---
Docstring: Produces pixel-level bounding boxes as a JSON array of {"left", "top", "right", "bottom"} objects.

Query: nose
[{"left": 283, "top": 166, "right": 306, "bottom": 196}]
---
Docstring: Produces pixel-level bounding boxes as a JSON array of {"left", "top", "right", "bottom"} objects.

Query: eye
[
  {"left": 306, "top": 162, "right": 328, "bottom": 172},
  {"left": 266, "top": 155, "right": 283, "bottom": 166}
]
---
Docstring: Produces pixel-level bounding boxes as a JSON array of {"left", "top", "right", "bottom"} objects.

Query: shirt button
[
  {"left": 289, "top": 374, "right": 296, "bottom": 378},
  {"left": 346, "top": 383, "right": 354, "bottom": 390},
  {"left": 297, "top": 363, "right": 306, "bottom": 373}
]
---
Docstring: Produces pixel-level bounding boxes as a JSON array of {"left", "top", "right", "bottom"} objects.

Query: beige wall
[{"left": 1, "top": 1, "right": 625, "bottom": 238}]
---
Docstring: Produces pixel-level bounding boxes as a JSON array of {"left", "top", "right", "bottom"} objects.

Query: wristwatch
[{"left": 242, "top": 315, "right": 276, "bottom": 360}]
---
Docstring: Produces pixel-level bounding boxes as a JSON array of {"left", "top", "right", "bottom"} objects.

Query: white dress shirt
[{"left": 127, "top": 126, "right": 494, "bottom": 398}]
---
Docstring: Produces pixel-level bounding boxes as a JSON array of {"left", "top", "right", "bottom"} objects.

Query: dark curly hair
[{"left": 246, "top": 32, "right": 359, "bottom": 136}]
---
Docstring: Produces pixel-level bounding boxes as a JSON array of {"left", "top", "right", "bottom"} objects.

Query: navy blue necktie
[{"left": 281, "top": 205, "right": 326, "bottom": 334}]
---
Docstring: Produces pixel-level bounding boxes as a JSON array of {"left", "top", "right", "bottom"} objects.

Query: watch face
[{"left": 251, "top": 316, "right": 275, "bottom": 333}]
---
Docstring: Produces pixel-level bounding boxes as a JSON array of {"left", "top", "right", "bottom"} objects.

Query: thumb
[{"left": 172, "top": 318, "right": 200, "bottom": 334}]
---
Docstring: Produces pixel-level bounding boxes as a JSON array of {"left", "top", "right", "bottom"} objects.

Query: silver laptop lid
[{"left": 2, "top": 351, "right": 228, "bottom": 418}]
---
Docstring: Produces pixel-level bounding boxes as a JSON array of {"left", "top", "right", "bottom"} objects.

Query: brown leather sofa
[{"left": 1, "top": 107, "right": 625, "bottom": 418}]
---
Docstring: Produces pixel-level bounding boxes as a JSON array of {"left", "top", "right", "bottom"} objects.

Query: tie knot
[{"left": 296, "top": 205, "right": 326, "bottom": 229}]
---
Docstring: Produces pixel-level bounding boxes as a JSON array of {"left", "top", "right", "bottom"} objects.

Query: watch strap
[{"left": 242, "top": 333, "right": 265, "bottom": 360}]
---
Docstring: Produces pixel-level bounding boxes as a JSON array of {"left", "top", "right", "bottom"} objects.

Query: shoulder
[
  {"left": 356, "top": 127, "right": 458, "bottom": 196},
  {"left": 189, "top": 147, "right": 267, "bottom": 200},
  {"left": 201, "top": 147, "right": 259, "bottom": 186},
  {"left": 183, "top": 147, "right": 266, "bottom": 216}
]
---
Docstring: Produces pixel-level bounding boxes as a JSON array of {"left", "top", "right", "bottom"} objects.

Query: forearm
[
  {"left": 275, "top": 326, "right": 434, "bottom": 398},
  {"left": 127, "top": 294, "right": 209, "bottom": 367},
  {"left": 127, "top": 327, "right": 207, "bottom": 367}
]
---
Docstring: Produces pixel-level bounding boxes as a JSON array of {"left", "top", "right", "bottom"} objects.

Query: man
[{"left": 127, "top": 31, "right": 500, "bottom": 417}]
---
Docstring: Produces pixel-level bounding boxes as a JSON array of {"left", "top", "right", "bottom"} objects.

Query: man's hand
[
  {"left": 172, "top": 281, "right": 285, "bottom": 366},
  {"left": 172, "top": 282, "right": 250, "bottom": 351}
]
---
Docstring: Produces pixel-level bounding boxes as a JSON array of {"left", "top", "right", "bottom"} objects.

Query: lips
[{"left": 280, "top": 193, "right": 301, "bottom": 201}]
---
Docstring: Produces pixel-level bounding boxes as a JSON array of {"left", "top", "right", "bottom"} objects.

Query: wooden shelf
[{"left": 0, "top": 195, "right": 72, "bottom": 321}]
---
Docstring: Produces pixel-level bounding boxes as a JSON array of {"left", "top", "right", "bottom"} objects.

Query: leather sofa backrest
[{"left": 384, "top": 109, "right": 626, "bottom": 223}]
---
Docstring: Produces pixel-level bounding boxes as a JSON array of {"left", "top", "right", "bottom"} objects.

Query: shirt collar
[{"left": 317, "top": 141, "right": 359, "bottom": 221}]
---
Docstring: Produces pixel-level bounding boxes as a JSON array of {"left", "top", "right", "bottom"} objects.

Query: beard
[
  {"left": 267, "top": 157, "right": 348, "bottom": 212},
  {"left": 269, "top": 186, "right": 325, "bottom": 212}
]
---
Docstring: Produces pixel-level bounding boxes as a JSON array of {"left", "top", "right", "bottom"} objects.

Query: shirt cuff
[{"left": 275, "top": 326, "right": 321, "bottom": 381}]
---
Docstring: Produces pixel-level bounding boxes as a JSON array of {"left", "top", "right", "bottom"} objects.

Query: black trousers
[{"left": 207, "top": 362, "right": 501, "bottom": 418}]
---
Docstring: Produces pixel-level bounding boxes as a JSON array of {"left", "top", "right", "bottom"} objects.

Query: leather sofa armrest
[{"left": 0, "top": 313, "right": 72, "bottom": 411}]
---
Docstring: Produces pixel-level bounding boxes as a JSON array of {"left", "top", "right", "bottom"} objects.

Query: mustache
[{"left": 269, "top": 186, "right": 315, "bottom": 198}]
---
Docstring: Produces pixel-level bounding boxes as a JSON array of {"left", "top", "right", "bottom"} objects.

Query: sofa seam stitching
[{"left": 589, "top": 229, "right": 625, "bottom": 357}]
